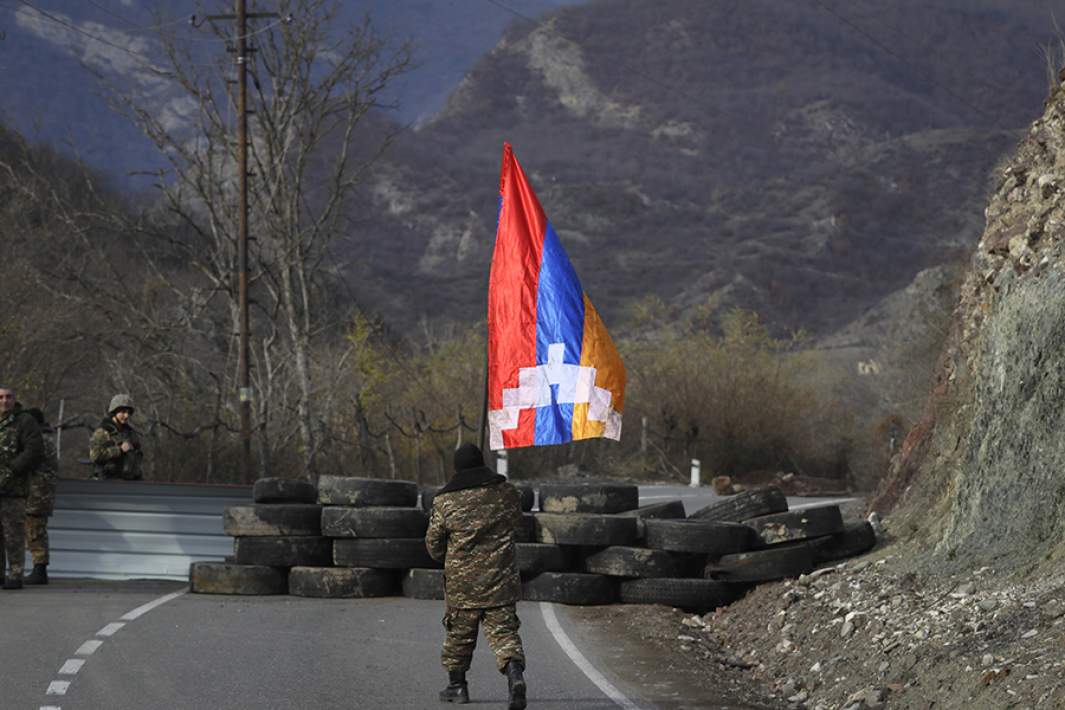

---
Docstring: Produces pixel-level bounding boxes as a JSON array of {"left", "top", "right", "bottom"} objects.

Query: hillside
[
  {"left": 344, "top": 0, "right": 1057, "bottom": 337},
  {"left": 877, "top": 67, "right": 1065, "bottom": 573}
]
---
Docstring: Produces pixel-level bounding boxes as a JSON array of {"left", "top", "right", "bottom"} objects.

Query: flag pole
[{"left": 478, "top": 351, "right": 489, "bottom": 451}]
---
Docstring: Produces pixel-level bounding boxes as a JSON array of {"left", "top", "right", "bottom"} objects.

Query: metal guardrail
[{"left": 38, "top": 479, "right": 252, "bottom": 582}]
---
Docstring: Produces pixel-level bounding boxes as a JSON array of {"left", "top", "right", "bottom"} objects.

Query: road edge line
[{"left": 539, "top": 601, "right": 642, "bottom": 710}]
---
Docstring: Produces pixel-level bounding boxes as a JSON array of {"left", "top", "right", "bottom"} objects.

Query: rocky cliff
[{"left": 878, "top": 73, "right": 1065, "bottom": 572}]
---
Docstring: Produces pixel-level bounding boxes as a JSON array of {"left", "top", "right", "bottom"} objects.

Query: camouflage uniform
[
  {"left": 0, "top": 404, "right": 43, "bottom": 580},
  {"left": 89, "top": 417, "right": 143, "bottom": 480},
  {"left": 25, "top": 433, "right": 58, "bottom": 565},
  {"left": 426, "top": 476, "right": 525, "bottom": 673}
]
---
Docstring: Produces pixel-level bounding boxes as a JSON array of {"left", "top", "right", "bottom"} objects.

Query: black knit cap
[{"left": 453, "top": 442, "right": 486, "bottom": 473}]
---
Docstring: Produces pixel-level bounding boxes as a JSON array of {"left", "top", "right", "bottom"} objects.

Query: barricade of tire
[{"left": 191, "top": 478, "right": 878, "bottom": 613}]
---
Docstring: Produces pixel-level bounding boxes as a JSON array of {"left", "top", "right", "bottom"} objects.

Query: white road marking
[
  {"left": 43, "top": 588, "right": 187, "bottom": 706},
  {"left": 121, "top": 590, "right": 186, "bottom": 621},
  {"left": 76, "top": 640, "right": 103, "bottom": 656},
  {"left": 540, "top": 602, "right": 642, "bottom": 710},
  {"left": 45, "top": 681, "right": 70, "bottom": 695},
  {"left": 58, "top": 659, "right": 85, "bottom": 675},
  {"left": 96, "top": 622, "right": 126, "bottom": 637}
]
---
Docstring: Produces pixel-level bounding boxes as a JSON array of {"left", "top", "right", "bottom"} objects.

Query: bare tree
[{"left": 104, "top": 0, "right": 411, "bottom": 477}]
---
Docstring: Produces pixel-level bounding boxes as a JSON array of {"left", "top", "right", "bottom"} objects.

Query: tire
[
  {"left": 619, "top": 577, "right": 742, "bottom": 611},
  {"left": 321, "top": 507, "right": 428, "bottom": 539},
  {"left": 705, "top": 540, "right": 821, "bottom": 583},
  {"left": 189, "top": 561, "right": 287, "bottom": 595},
  {"left": 533, "top": 513, "right": 639, "bottom": 546},
  {"left": 289, "top": 566, "right": 398, "bottom": 598},
  {"left": 616, "top": 500, "right": 687, "bottom": 520},
  {"left": 688, "top": 487, "right": 788, "bottom": 522},
  {"left": 233, "top": 536, "right": 332, "bottom": 567},
  {"left": 253, "top": 478, "right": 317, "bottom": 504},
  {"left": 516, "top": 513, "right": 536, "bottom": 543},
  {"left": 318, "top": 476, "right": 418, "bottom": 507},
  {"left": 402, "top": 568, "right": 445, "bottom": 600},
  {"left": 643, "top": 519, "right": 756, "bottom": 555},
  {"left": 333, "top": 538, "right": 441, "bottom": 569},
  {"left": 813, "top": 521, "right": 876, "bottom": 564},
  {"left": 517, "top": 543, "right": 573, "bottom": 575},
  {"left": 539, "top": 483, "right": 638, "bottom": 514},
  {"left": 420, "top": 485, "right": 439, "bottom": 513},
  {"left": 224, "top": 504, "right": 322, "bottom": 537},
  {"left": 515, "top": 485, "right": 535, "bottom": 512},
  {"left": 521, "top": 572, "right": 617, "bottom": 605},
  {"left": 581, "top": 546, "right": 678, "bottom": 578},
  {"left": 746, "top": 505, "right": 844, "bottom": 545}
]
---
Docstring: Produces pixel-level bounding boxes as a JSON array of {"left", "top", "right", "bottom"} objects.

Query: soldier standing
[
  {"left": 89, "top": 394, "right": 143, "bottom": 480},
  {"left": 425, "top": 442, "right": 527, "bottom": 709},
  {"left": 24, "top": 408, "right": 58, "bottom": 585},
  {"left": 0, "top": 386, "right": 43, "bottom": 590}
]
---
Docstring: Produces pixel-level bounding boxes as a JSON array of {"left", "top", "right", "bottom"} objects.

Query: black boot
[
  {"left": 439, "top": 670, "right": 469, "bottom": 704},
  {"left": 506, "top": 660, "right": 526, "bottom": 710},
  {"left": 3, "top": 574, "right": 23, "bottom": 590},
  {"left": 24, "top": 564, "right": 48, "bottom": 585}
]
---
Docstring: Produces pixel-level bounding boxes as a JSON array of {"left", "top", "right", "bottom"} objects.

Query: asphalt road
[
  {"left": 4, "top": 581, "right": 734, "bottom": 710},
  {"left": 5, "top": 485, "right": 851, "bottom": 709}
]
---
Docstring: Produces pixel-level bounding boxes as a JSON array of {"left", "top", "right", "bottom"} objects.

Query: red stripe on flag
[{"left": 488, "top": 143, "right": 546, "bottom": 447}]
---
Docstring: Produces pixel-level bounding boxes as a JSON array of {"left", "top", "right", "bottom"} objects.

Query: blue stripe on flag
[{"left": 535, "top": 221, "right": 584, "bottom": 445}]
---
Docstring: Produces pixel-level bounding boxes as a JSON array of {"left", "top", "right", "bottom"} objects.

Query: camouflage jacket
[
  {"left": 33, "top": 434, "right": 59, "bottom": 481},
  {"left": 0, "top": 404, "right": 44, "bottom": 497},
  {"left": 89, "top": 417, "right": 143, "bottom": 480},
  {"left": 425, "top": 476, "right": 523, "bottom": 609}
]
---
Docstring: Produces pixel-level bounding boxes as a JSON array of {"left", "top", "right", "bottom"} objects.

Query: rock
[
  {"left": 711, "top": 475, "right": 734, "bottom": 495},
  {"left": 1021, "top": 628, "right": 1038, "bottom": 639},
  {"left": 955, "top": 581, "right": 976, "bottom": 596},
  {"left": 981, "top": 654, "right": 994, "bottom": 667},
  {"left": 1041, "top": 599, "right": 1064, "bottom": 619},
  {"left": 977, "top": 598, "right": 998, "bottom": 612}
]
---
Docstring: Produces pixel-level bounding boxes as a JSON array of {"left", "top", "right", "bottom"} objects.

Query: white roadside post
[
  {"left": 689, "top": 458, "right": 701, "bottom": 488},
  {"left": 497, "top": 449, "right": 509, "bottom": 478}
]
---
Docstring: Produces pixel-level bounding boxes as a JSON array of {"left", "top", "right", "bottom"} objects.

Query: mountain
[
  {"left": 0, "top": 0, "right": 581, "bottom": 186},
  {"left": 342, "top": 0, "right": 1060, "bottom": 336}
]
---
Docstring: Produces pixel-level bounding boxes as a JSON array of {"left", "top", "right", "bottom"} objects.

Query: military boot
[
  {"left": 439, "top": 670, "right": 469, "bottom": 703},
  {"left": 505, "top": 660, "right": 526, "bottom": 710},
  {"left": 3, "top": 574, "right": 23, "bottom": 590},
  {"left": 24, "top": 564, "right": 48, "bottom": 585}
]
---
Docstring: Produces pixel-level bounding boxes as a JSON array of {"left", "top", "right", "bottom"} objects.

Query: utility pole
[
  {"left": 236, "top": 0, "right": 252, "bottom": 482},
  {"left": 197, "top": 2, "right": 279, "bottom": 481}
]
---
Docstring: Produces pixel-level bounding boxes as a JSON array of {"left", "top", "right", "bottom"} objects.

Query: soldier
[
  {"left": 425, "top": 442, "right": 527, "bottom": 709},
  {"left": 24, "top": 408, "right": 58, "bottom": 585},
  {"left": 89, "top": 394, "right": 143, "bottom": 480},
  {"left": 0, "top": 386, "right": 43, "bottom": 590}
]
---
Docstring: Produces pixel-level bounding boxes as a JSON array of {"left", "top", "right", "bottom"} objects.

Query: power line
[
  {"left": 83, "top": 0, "right": 190, "bottom": 33},
  {"left": 485, "top": 0, "right": 1004, "bottom": 127},
  {"left": 805, "top": 0, "right": 1001, "bottom": 124}
]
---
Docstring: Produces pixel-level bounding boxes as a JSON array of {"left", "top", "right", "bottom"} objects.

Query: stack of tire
[
  {"left": 189, "top": 477, "right": 325, "bottom": 595},
  {"left": 528, "top": 483, "right": 758, "bottom": 611},
  {"left": 301, "top": 476, "right": 431, "bottom": 599},
  {"left": 401, "top": 482, "right": 537, "bottom": 601},
  {"left": 699, "top": 488, "right": 876, "bottom": 586}
]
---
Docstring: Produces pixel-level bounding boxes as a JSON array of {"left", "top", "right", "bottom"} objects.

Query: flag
[{"left": 487, "top": 142, "right": 626, "bottom": 451}]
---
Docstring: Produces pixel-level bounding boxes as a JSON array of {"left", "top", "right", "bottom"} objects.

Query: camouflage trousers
[
  {"left": 441, "top": 604, "right": 525, "bottom": 673},
  {"left": 25, "top": 471, "right": 55, "bottom": 565},
  {"left": 0, "top": 497, "right": 26, "bottom": 578}
]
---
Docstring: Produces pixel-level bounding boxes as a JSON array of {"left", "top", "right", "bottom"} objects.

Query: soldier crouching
[{"left": 425, "top": 443, "right": 527, "bottom": 709}]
